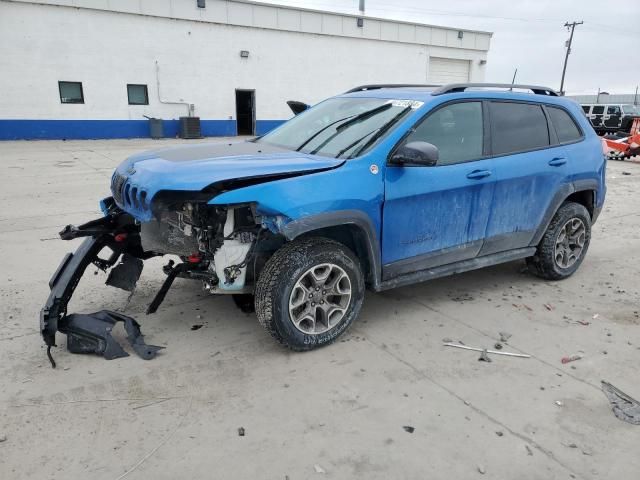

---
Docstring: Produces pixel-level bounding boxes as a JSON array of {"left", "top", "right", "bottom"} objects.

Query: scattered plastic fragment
[
  {"left": 0, "top": 435, "right": 6, "bottom": 443},
  {"left": 191, "top": 324, "right": 203, "bottom": 331},
  {"left": 403, "top": 425, "right": 415, "bottom": 433},
  {"left": 499, "top": 332, "right": 512, "bottom": 343},
  {"left": 525, "top": 445, "right": 533, "bottom": 456},
  {"left": 477, "top": 464, "right": 486, "bottom": 475},
  {"left": 314, "top": 464, "right": 326, "bottom": 474},
  {"left": 494, "top": 343, "right": 503, "bottom": 350},
  {"left": 544, "top": 303, "right": 553, "bottom": 311},
  {"left": 478, "top": 349, "right": 492, "bottom": 362},
  {"left": 601, "top": 381, "right": 640, "bottom": 425},
  {"left": 561, "top": 354, "right": 583, "bottom": 364},
  {"left": 238, "top": 427, "right": 245, "bottom": 436},
  {"left": 555, "top": 401, "right": 564, "bottom": 407}
]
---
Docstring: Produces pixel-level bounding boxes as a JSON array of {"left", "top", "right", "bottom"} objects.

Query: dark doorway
[{"left": 235, "top": 89, "right": 255, "bottom": 135}]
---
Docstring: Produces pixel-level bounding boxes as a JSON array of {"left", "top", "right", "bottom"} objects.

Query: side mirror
[{"left": 390, "top": 141, "right": 439, "bottom": 166}]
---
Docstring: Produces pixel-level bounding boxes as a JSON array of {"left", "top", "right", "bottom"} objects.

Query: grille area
[{"left": 110, "top": 171, "right": 150, "bottom": 213}]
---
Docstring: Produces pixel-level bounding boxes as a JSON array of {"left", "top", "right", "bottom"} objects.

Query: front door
[
  {"left": 382, "top": 101, "right": 495, "bottom": 279},
  {"left": 604, "top": 105, "right": 622, "bottom": 129}
]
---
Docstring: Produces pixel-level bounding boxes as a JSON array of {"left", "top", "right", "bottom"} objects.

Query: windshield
[
  {"left": 622, "top": 104, "right": 640, "bottom": 115},
  {"left": 256, "top": 97, "right": 421, "bottom": 158}
]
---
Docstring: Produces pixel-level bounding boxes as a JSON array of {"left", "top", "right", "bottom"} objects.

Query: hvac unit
[{"left": 179, "top": 117, "right": 202, "bottom": 139}]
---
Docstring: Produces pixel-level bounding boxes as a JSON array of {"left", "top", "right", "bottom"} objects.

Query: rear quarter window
[
  {"left": 547, "top": 106, "right": 582, "bottom": 143},
  {"left": 490, "top": 102, "right": 549, "bottom": 155}
]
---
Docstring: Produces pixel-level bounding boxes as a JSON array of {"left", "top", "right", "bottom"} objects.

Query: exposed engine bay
[{"left": 40, "top": 197, "right": 280, "bottom": 367}]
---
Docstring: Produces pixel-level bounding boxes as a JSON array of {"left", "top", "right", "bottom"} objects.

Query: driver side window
[{"left": 405, "top": 102, "right": 484, "bottom": 166}]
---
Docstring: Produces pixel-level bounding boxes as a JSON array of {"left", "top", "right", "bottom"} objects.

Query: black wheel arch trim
[
  {"left": 280, "top": 210, "right": 382, "bottom": 288},
  {"left": 530, "top": 179, "right": 599, "bottom": 247}
]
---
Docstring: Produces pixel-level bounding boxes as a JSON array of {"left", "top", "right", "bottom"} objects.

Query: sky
[{"left": 261, "top": 0, "right": 640, "bottom": 95}]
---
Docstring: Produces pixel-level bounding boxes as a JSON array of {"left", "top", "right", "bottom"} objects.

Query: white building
[{"left": 0, "top": 0, "right": 492, "bottom": 139}]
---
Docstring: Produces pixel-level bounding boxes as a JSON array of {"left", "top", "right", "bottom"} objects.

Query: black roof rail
[
  {"left": 345, "top": 84, "right": 440, "bottom": 93},
  {"left": 432, "top": 83, "right": 559, "bottom": 96}
]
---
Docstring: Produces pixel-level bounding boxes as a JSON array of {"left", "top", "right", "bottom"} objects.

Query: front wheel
[
  {"left": 527, "top": 202, "right": 591, "bottom": 280},
  {"left": 255, "top": 237, "right": 365, "bottom": 351}
]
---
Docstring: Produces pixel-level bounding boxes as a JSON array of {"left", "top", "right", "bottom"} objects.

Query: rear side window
[
  {"left": 547, "top": 106, "right": 582, "bottom": 143},
  {"left": 607, "top": 105, "right": 621, "bottom": 115},
  {"left": 404, "top": 101, "right": 483, "bottom": 166},
  {"left": 490, "top": 102, "right": 549, "bottom": 155},
  {"left": 592, "top": 105, "right": 605, "bottom": 114},
  {"left": 581, "top": 105, "right": 590, "bottom": 114}
]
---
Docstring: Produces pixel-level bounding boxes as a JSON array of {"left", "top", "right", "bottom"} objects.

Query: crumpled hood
[{"left": 111, "top": 141, "right": 344, "bottom": 221}]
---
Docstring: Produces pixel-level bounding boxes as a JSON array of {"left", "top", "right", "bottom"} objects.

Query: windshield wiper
[
  {"left": 306, "top": 103, "right": 393, "bottom": 155},
  {"left": 295, "top": 114, "right": 358, "bottom": 152},
  {"left": 336, "top": 105, "right": 413, "bottom": 159}
]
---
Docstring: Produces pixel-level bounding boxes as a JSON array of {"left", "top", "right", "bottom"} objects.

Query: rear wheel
[
  {"left": 255, "top": 237, "right": 364, "bottom": 351},
  {"left": 527, "top": 202, "right": 591, "bottom": 280}
]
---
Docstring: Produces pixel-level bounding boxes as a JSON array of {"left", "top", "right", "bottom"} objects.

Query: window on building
[
  {"left": 404, "top": 101, "right": 484, "bottom": 165},
  {"left": 490, "top": 102, "right": 549, "bottom": 155},
  {"left": 58, "top": 81, "right": 84, "bottom": 104},
  {"left": 127, "top": 84, "right": 149, "bottom": 105},
  {"left": 547, "top": 106, "right": 582, "bottom": 144}
]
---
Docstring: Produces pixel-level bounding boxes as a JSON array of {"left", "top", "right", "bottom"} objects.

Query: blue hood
[{"left": 111, "top": 141, "right": 344, "bottom": 221}]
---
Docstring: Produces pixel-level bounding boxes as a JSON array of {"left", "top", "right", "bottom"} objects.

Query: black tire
[
  {"left": 255, "top": 237, "right": 365, "bottom": 351},
  {"left": 232, "top": 294, "right": 255, "bottom": 314},
  {"left": 526, "top": 202, "right": 591, "bottom": 280}
]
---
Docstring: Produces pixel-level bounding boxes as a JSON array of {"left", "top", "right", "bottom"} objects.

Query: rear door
[
  {"left": 481, "top": 101, "right": 570, "bottom": 255},
  {"left": 382, "top": 101, "right": 495, "bottom": 277}
]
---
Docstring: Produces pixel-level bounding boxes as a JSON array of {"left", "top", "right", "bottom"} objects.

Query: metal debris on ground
[
  {"left": 238, "top": 427, "right": 245, "bottom": 436},
  {"left": 555, "top": 401, "right": 564, "bottom": 407},
  {"left": 498, "top": 332, "right": 512, "bottom": 342},
  {"left": 494, "top": 343, "right": 503, "bottom": 350},
  {"left": 478, "top": 349, "right": 492, "bottom": 362},
  {"left": 601, "top": 381, "right": 640, "bottom": 425},
  {"left": 443, "top": 343, "right": 530, "bottom": 358},
  {"left": 191, "top": 324, "right": 203, "bottom": 331},
  {"left": 477, "top": 464, "right": 486, "bottom": 475},
  {"left": 544, "top": 303, "right": 553, "bottom": 311},
  {"left": 561, "top": 354, "right": 583, "bottom": 364},
  {"left": 403, "top": 425, "right": 415, "bottom": 433}
]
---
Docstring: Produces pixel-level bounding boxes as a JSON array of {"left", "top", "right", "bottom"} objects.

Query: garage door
[{"left": 428, "top": 57, "right": 470, "bottom": 84}]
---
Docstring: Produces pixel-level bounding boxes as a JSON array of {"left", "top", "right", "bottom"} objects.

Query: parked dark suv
[
  {"left": 582, "top": 103, "right": 640, "bottom": 135},
  {"left": 41, "top": 83, "right": 607, "bottom": 360}
]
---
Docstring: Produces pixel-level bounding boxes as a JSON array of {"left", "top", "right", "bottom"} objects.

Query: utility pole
[{"left": 559, "top": 21, "right": 583, "bottom": 96}]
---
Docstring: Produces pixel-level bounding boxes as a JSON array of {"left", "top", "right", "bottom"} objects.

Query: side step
[{"left": 375, "top": 247, "right": 536, "bottom": 292}]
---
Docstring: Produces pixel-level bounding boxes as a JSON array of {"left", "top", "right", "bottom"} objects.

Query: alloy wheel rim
[
  {"left": 554, "top": 217, "right": 586, "bottom": 269},
  {"left": 288, "top": 263, "right": 352, "bottom": 335}
]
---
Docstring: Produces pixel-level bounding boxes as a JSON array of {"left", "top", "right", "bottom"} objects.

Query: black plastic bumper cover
[{"left": 40, "top": 214, "right": 160, "bottom": 365}]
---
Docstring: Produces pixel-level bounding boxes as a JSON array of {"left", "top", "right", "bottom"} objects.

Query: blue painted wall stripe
[{"left": 0, "top": 119, "right": 286, "bottom": 140}]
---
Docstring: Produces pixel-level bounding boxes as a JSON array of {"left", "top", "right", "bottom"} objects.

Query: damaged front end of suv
[{"left": 40, "top": 141, "right": 346, "bottom": 365}]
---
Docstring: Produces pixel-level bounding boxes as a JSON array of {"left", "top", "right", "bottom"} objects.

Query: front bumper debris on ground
[{"left": 39, "top": 203, "right": 162, "bottom": 367}]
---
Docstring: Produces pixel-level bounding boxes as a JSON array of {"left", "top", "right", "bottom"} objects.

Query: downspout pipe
[{"left": 155, "top": 60, "right": 194, "bottom": 117}]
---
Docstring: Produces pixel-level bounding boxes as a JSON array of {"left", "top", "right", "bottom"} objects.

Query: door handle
[
  {"left": 548, "top": 157, "right": 567, "bottom": 166},
  {"left": 466, "top": 169, "right": 492, "bottom": 179}
]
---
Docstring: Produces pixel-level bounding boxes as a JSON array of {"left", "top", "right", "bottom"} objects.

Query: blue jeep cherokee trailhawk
[{"left": 42, "top": 83, "right": 606, "bottom": 356}]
